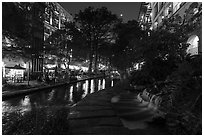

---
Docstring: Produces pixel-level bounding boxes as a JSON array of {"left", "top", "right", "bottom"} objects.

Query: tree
[
  {"left": 111, "top": 20, "right": 145, "bottom": 72},
  {"left": 135, "top": 17, "right": 190, "bottom": 81},
  {"left": 75, "top": 6, "right": 120, "bottom": 73},
  {"left": 2, "top": 2, "right": 46, "bottom": 62},
  {"left": 44, "top": 21, "right": 87, "bottom": 77},
  {"left": 2, "top": 2, "right": 33, "bottom": 61}
]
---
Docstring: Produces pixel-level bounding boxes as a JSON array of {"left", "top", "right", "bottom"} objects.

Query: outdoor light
[
  {"left": 2, "top": 62, "right": 5, "bottom": 77},
  {"left": 23, "top": 63, "right": 27, "bottom": 68},
  {"left": 148, "top": 5, "right": 150, "bottom": 8},
  {"left": 148, "top": 32, "right": 150, "bottom": 36},
  {"left": 194, "top": 8, "right": 199, "bottom": 14}
]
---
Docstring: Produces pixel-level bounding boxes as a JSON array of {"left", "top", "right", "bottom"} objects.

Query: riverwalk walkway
[
  {"left": 68, "top": 80, "right": 168, "bottom": 135},
  {"left": 2, "top": 77, "right": 169, "bottom": 134}
]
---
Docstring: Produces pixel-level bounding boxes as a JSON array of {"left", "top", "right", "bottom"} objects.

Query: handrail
[{"left": 67, "top": 75, "right": 108, "bottom": 85}]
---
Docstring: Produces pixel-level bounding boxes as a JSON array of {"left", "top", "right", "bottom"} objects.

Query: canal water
[{"left": 2, "top": 77, "right": 119, "bottom": 135}]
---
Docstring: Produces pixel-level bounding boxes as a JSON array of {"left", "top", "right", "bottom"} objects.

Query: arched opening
[{"left": 187, "top": 35, "right": 199, "bottom": 55}]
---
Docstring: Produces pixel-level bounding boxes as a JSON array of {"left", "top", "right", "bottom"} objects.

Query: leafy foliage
[
  {"left": 2, "top": 2, "right": 46, "bottom": 61},
  {"left": 2, "top": 2, "right": 34, "bottom": 60},
  {"left": 2, "top": 107, "right": 70, "bottom": 135},
  {"left": 44, "top": 22, "right": 86, "bottom": 69},
  {"left": 111, "top": 20, "right": 145, "bottom": 71},
  {"left": 75, "top": 6, "right": 120, "bottom": 72},
  {"left": 129, "top": 12, "right": 202, "bottom": 134},
  {"left": 130, "top": 70, "right": 155, "bottom": 87},
  {"left": 158, "top": 55, "right": 202, "bottom": 134},
  {"left": 135, "top": 17, "right": 189, "bottom": 81}
]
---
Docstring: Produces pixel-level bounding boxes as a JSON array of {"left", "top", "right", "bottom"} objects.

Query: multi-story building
[
  {"left": 2, "top": 2, "right": 46, "bottom": 79},
  {"left": 44, "top": 2, "right": 73, "bottom": 41},
  {"left": 138, "top": 2, "right": 202, "bottom": 55},
  {"left": 30, "top": 2, "right": 46, "bottom": 76},
  {"left": 2, "top": 2, "right": 73, "bottom": 81},
  {"left": 30, "top": 2, "right": 73, "bottom": 77},
  {"left": 138, "top": 2, "right": 152, "bottom": 30}
]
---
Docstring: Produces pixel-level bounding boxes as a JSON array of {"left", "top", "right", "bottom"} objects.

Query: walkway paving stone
[
  {"left": 68, "top": 109, "right": 116, "bottom": 119},
  {"left": 68, "top": 80, "right": 169, "bottom": 135},
  {"left": 69, "top": 116, "right": 123, "bottom": 128},
  {"left": 68, "top": 85, "right": 127, "bottom": 134},
  {"left": 70, "top": 126, "right": 130, "bottom": 135},
  {"left": 71, "top": 106, "right": 112, "bottom": 111}
]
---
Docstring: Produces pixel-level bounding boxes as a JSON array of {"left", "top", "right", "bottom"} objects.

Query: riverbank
[
  {"left": 68, "top": 80, "right": 168, "bottom": 135},
  {"left": 2, "top": 77, "right": 169, "bottom": 135},
  {"left": 2, "top": 75, "right": 108, "bottom": 101}
]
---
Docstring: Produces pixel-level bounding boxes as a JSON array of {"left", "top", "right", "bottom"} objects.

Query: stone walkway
[{"left": 68, "top": 80, "right": 169, "bottom": 135}]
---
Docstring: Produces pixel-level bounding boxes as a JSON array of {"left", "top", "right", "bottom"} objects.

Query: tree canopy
[
  {"left": 2, "top": 2, "right": 33, "bottom": 60},
  {"left": 44, "top": 22, "right": 86, "bottom": 69},
  {"left": 75, "top": 6, "right": 120, "bottom": 72},
  {"left": 2, "top": 2, "right": 46, "bottom": 61},
  {"left": 110, "top": 20, "right": 145, "bottom": 71}
]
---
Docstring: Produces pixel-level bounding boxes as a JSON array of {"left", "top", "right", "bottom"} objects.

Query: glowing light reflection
[
  {"left": 102, "top": 79, "right": 105, "bottom": 89},
  {"left": 98, "top": 79, "right": 101, "bottom": 90},
  {"left": 48, "top": 89, "right": 55, "bottom": 101},
  {"left": 111, "top": 80, "right": 114, "bottom": 87},
  {"left": 90, "top": 80, "right": 94, "bottom": 93},
  {"left": 20, "top": 96, "right": 31, "bottom": 115},
  {"left": 82, "top": 81, "right": 88, "bottom": 98},
  {"left": 69, "top": 86, "right": 73, "bottom": 102}
]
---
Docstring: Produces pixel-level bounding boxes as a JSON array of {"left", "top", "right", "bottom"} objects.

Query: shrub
[
  {"left": 130, "top": 70, "right": 155, "bottom": 86},
  {"left": 158, "top": 54, "right": 202, "bottom": 134}
]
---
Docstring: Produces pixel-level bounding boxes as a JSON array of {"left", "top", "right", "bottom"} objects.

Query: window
[
  {"left": 173, "top": 2, "right": 182, "bottom": 13},
  {"left": 44, "top": 27, "right": 50, "bottom": 34},
  {"left": 45, "top": 13, "right": 50, "bottom": 23},
  {"left": 187, "top": 35, "right": 199, "bottom": 55}
]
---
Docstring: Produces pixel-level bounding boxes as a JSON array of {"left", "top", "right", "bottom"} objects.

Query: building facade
[
  {"left": 30, "top": 2, "right": 46, "bottom": 76},
  {"left": 2, "top": 2, "right": 46, "bottom": 79},
  {"left": 2, "top": 2, "right": 73, "bottom": 81},
  {"left": 44, "top": 2, "right": 73, "bottom": 41},
  {"left": 138, "top": 2, "right": 202, "bottom": 55}
]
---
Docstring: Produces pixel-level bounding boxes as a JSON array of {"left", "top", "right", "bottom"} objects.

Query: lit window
[
  {"left": 194, "top": 8, "right": 199, "bottom": 14},
  {"left": 148, "top": 5, "right": 150, "bottom": 8},
  {"left": 187, "top": 35, "right": 199, "bottom": 55},
  {"left": 148, "top": 32, "right": 150, "bottom": 36}
]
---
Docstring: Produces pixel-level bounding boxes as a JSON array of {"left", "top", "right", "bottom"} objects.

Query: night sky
[{"left": 59, "top": 2, "right": 141, "bottom": 22}]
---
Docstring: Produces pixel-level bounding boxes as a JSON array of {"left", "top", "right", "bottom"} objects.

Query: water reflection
[
  {"left": 2, "top": 78, "right": 119, "bottom": 135},
  {"left": 111, "top": 80, "right": 114, "bottom": 87},
  {"left": 82, "top": 80, "right": 87, "bottom": 98},
  {"left": 102, "top": 79, "right": 105, "bottom": 89},
  {"left": 20, "top": 96, "right": 31, "bottom": 115},
  {"left": 90, "top": 80, "right": 94, "bottom": 93}
]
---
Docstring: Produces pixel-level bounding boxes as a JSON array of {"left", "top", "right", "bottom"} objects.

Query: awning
[{"left": 5, "top": 65, "right": 26, "bottom": 70}]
